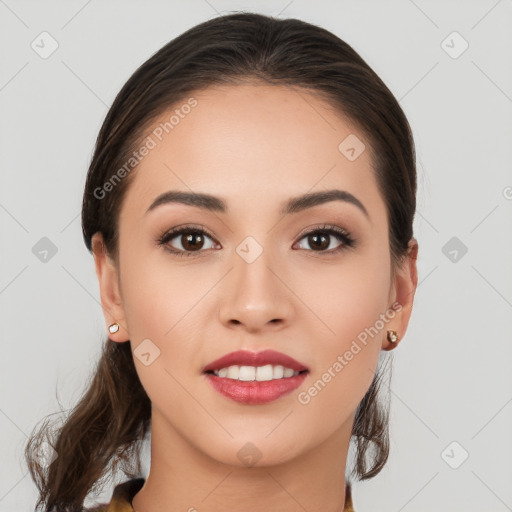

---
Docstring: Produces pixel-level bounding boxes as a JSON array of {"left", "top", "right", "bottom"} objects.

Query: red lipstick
[
  {"left": 202, "top": 350, "right": 309, "bottom": 405},
  {"left": 202, "top": 349, "right": 309, "bottom": 373}
]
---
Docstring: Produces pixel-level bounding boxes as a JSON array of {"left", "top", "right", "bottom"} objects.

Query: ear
[
  {"left": 382, "top": 237, "right": 419, "bottom": 351},
  {"left": 91, "top": 232, "right": 130, "bottom": 342}
]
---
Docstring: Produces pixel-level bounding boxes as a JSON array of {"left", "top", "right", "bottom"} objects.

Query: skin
[{"left": 92, "top": 83, "right": 418, "bottom": 511}]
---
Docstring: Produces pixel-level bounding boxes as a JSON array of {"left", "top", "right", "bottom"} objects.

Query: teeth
[
  {"left": 212, "top": 364, "right": 302, "bottom": 381},
  {"left": 239, "top": 365, "right": 256, "bottom": 381},
  {"left": 283, "top": 367, "right": 295, "bottom": 378},
  {"left": 273, "top": 365, "right": 284, "bottom": 379}
]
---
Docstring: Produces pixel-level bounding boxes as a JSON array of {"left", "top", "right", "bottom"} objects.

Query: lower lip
[{"left": 204, "top": 372, "right": 309, "bottom": 404}]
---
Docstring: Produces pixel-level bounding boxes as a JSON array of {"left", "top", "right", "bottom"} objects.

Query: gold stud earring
[
  {"left": 387, "top": 330, "right": 398, "bottom": 343},
  {"left": 108, "top": 323, "right": 120, "bottom": 334}
]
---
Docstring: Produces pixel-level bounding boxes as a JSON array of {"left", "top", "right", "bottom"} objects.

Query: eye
[
  {"left": 157, "top": 225, "right": 219, "bottom": 257},
  {"left": 157, "top": 223, "right": 356, "bottom": 258},
  {"left": 294, "top": 224, "right": 355, "bottom": 255}
]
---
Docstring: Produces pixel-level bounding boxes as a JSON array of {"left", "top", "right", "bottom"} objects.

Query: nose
[{"left": 217, "top": 248, "right": 294, "bottom": 333}]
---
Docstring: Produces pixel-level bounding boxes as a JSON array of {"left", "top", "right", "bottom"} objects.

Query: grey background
[{"left": 1, "top": 1, "right": 511, "bottom": 511}]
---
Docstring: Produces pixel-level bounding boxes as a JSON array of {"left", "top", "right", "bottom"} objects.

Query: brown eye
[
  {"left": 179, "top": 232, "right": 207, "bottom": 251},
  {"left": 305, "top": 232, "right": 330, "bottom": 251},
  {"left": 158, "top": 226, "right": 218, "bottom": 257},
  {"left": 295, "top": 226, "right": 353, "bottom": 254},
  {"left": 158, "top": 224, "right": 355, "bottom": 258}
]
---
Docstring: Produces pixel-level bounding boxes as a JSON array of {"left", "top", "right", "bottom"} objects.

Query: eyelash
[{"left": 157, "top": 223, "right": 356, "bottom": 258}]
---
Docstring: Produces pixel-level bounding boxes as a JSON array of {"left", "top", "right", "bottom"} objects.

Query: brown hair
[{"left": 25, "top": 12, "right": 416, "bottom": 511}]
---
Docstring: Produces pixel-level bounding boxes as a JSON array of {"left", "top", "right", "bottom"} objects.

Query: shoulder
[{"left": 86, "top": 478, "right": 145, "bottom": 512}]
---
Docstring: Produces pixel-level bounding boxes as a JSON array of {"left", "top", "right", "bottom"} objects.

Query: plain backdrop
[{"left": 1, "top": 1, "right": 511, "bottom": 511}]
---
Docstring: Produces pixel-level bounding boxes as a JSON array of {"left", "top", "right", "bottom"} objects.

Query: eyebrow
[{"left": 145, "top": 189, "right": 369, "bottom": 218}]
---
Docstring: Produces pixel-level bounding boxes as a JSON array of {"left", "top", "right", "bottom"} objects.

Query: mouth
[
  {"left": 202, "top": 349, "right": 310, "bottom": 404},
  {"left": 203, "top": 366, "right": 308, "bottom": 380}
]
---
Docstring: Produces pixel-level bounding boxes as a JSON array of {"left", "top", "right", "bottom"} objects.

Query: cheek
[
  {"left": 119, "top": 247, "right": 216, "bottom": 382},
  {"left": 296, "top": 246, "right": 391, "bottom": 347},
  {"left": 120, "top": 245, "right": 203, "bottom": 336},
  {"left": 291, "top": 304, "right": 387, "bottom": 452},
  {"left": 118, "top": 250, "right": 209, "bottom": 405},
  {"left": 293, "top": 249, "right": 391, "bottom": 408}
]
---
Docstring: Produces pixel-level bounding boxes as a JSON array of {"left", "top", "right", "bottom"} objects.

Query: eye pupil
[
  {"left": 309, "top": 233, "right": 329, "bottom": 251},
  {"left": 183, "top": 232, "right": 204, "bottom": 251}
]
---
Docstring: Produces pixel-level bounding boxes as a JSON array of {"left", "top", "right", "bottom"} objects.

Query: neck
[{"left": 132, "top": 408, "right": 354, "bottom": 512}]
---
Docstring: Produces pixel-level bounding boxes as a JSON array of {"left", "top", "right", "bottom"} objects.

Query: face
[{"left": 93, "top": 83, "right": 417, "bottom": 467}]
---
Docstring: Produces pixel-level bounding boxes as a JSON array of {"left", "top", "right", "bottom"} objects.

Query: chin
[{"left": 200, "top": 433, "right": 306, "bottom": 469}]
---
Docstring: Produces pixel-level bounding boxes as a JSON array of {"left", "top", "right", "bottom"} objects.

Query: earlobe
[
  {"left": 382, "top": 237, "right": 419, "bottom": 351},
  {"left": 91, "top": 233, "right": 129, "bottom": 342}
]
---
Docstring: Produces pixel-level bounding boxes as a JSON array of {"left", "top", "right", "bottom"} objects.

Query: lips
[
  {"left": 204, "top": 372, "right": 308, "bottom": 404},
  {"left": 202, "top": 349, "right": 309, "bottom": 373}
]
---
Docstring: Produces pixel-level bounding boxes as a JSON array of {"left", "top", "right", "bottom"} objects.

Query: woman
[{"left": 25, "top": 12, "right": 418, "bottom": 512}]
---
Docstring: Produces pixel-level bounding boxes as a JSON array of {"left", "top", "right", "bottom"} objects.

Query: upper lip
[{"left": 202, "top": 349, "right": 309, "bottom": 373}]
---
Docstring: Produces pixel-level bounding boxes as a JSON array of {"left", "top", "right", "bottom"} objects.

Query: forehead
[{"left": 120, "top": 83, "right": 383, "bottom": 220}]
